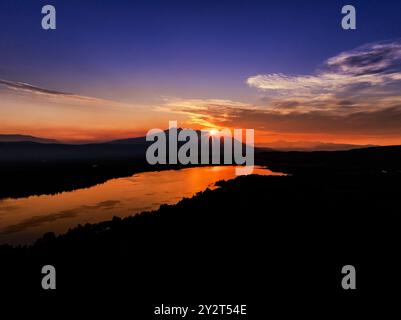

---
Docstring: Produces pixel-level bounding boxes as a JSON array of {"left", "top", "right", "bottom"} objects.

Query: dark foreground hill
[
  {"left": 256, "top": 145, "right": 401, "bottom": 175},
  {"left": 1, "top": 145, "right": 401, "bottom": 315},
  {"left": 0, "top": 171, "right": 400, "bottom": 314}
]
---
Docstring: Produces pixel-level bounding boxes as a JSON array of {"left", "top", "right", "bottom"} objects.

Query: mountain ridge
[{"left": 0, "top": 134, "right": 58, "bottom": 144}]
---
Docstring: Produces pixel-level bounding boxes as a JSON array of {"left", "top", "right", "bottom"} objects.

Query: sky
[{"left": 1, "top": 0, "right": 401, "bottom": 145}]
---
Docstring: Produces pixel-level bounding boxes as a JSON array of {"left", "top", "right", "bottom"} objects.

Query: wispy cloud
[
  {"left": 0, "top": 78, "right": 132, "bottom": 107},
  {"left": 0, "top": 79, "right": 73, "bottom": 96},
  {"left": 246, "top": 40, "right": 401, "bottom": 113}
]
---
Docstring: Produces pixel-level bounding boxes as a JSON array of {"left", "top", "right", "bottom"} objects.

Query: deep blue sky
[{"left": 1, "top": 0, "right": 401, "bottom": 103}]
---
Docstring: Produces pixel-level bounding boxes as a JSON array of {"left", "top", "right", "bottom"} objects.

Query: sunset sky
[{"left": 1, "top": 0, "right": 401, "bottom": 145}]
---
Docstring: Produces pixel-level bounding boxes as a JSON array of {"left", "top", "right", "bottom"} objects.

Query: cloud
[
  {"left": 246, "top": 40, "right": 401, "bottom": 107},
  {"left": 162, "top": 95, "right": 401, "bottom": 134},
  {"left": 227, "top": 105, "right": 401, "bottom": 135},
  {"left": 158, "top": 98, "right": 253, "bottom": 127},
  {"left": 0, "top": 79, "right": 73, "bottom": 96},
  {"left": 325, "top": 41, "right": 401, "bottom": 76},
  {"left": 0, "top": 78, "right": 132, "bottom": 107}
]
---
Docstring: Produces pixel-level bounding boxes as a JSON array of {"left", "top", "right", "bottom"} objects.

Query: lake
[{"left": 0, "top": 166, "right": 284, "bottom": 245}]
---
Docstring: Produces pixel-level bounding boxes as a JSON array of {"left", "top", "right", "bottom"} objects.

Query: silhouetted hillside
[
  {"left": 0, "top": 171, "right": 400, "bottom": 312},
  {"left": 256, "top": 145, "right": 401, "bottom": 175}
]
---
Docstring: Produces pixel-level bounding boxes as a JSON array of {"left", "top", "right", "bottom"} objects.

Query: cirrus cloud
[{"left": 246, "top": 39, "right": 401, "bottom": 108}]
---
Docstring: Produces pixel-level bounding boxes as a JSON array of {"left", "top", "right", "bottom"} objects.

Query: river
[{"left": 0, "top": 166, "right": 284, "bottom": 244}]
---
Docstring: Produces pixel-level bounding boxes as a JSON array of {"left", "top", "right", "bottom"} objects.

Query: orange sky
[
  {"left": 2, "top": 38, "right": 401, "bottom": 147},
  {"left": 1, "top": 82, "right": 401, "bottom": 146}
]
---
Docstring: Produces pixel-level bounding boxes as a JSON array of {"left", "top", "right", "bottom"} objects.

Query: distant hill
[
  {"left": 308, "top": 142, "right": 377, "bottom": 151},
  {"left": 261, "top": 140, "right": 377, "bottom": 151},
  {"left": 107, "top": 136, "right": 147, "bottom": 145},
  {"left": 0, "top": 134, "right": 58, "bottom": 144}
]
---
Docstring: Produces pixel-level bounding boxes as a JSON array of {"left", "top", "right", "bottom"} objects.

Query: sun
[{"left": 209, "top": 129, "right": 218, "bottom": 136}]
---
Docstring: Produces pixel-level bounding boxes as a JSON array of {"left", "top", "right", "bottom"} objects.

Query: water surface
[{"left": 0, "top": 166, "right": 284, "bottom": 244}]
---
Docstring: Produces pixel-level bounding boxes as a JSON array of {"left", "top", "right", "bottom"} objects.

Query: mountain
[
  {"left": 0, "top": 134, "right": 58, "bottom": 144},
  {"left": 107, "top": 128, "right": 215, "bottom": 144},
  {"left": 2, "top": 133, "right": 374, "bottom": 152},
  {"left": 0, "top": 128, "right": 246, "bottom": 163}
]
